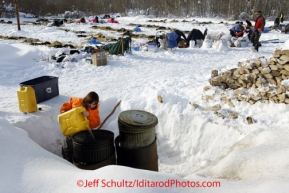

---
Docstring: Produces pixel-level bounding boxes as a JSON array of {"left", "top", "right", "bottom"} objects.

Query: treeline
[{"left": 1, "top": 0, "right": 288, "bottom": 19}]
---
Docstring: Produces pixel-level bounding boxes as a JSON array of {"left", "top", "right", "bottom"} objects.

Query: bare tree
[{"left": 1, "top": 0, "right": 288, "bottom": 20}]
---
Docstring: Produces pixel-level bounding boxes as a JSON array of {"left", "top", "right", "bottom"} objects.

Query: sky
[{"left": 0, "top": 13, "right": 289, "bottom": 192}]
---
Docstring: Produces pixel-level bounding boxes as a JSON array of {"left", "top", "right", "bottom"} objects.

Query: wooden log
[
  {"left": 269, "top": 57, "right": 276, "bottom": 62},
  {"left": 259, "top": 92, "right": 266, "bottom": 97},
  {"left": 280, "top": 70, "right": 289, "bottom": 76},
  {"left": 279, "top": 60, "right": 288, "bottom": 65},
  {"left": 281, "top": 74, "right": 288, "bottom": 80},
  {"left": 203, "top": 85, "right": 211, "bottom": 92},
  {"left": 249, "top": 74, "right": 257, "bottom": 83},
  {"left": 280, "top": 50, "right": 289, "bottom": 56},
  {"left": 269, "top": 64, "right": 278, "bottom": 70},
  {"left": 237, "top": 95, "right": 246, "bottom": 101},
  {"left": 277, "top": 86, "right": 286, "bottom": 94},
  {"left": 272, "top": 51, "right": 280, "bottom": 58},
  {"left": 255, "top": 80, "right": 262, "bottom": 87},
  {"left": 240, "top": 74, "right": 248, "bottom": 81},
  {"left": 238, "top": 62, "right": 244, "bottom": 67},
  {"left": 284, "top": 64, "right": 289, "bottom": 71},
  {"left": 253, "top": 59, "right": 262, "bottom": 67},
  {"left": 264, "top": 87, "right": 270, "bottom": 92},
  {"left": 267, "top": 78, "right": 277, "bottom": 86},
  {"left": 271, "top": 70, "right": 281, "bottom": 77},
  {"left": 219, "top": 83, "right": 228, "bottom": 89},
  {"left": 280, "top": 55, "right": 289, "bottom": 62},
  {"left": 258, "top": 67, "right": 267, "bottom": 74},
  {"left": 277, "top": 63, "right": 284, "bottom": 69},
  {"left": 229, "top": 112, "right": 238, "bottom": 118},
  {"left": 247, "top": 82, "right": 252, "bottom": 88},
  {"left": 227, "top": 78, "right": 235, "bottom": 84},
  {"left": 234, "top": 89, "right": 244, "bottom": 95},
  {"left": 240, "top": 68, "right": 250, "bottom": 74},
  {"left": 275, "top": 78, "right": 282, "bottom": 86},
  {"left": 223, "top": 72, "right": 232, "bottom": 80},
  {"left": 227, "top": 83, "right": 239, "bottom": 89},
  {"left": 211, "top": 70, "right": 218, "bottom": 78},
  {"left": 233, "top": 69, "right": 241, "bottom": 77},
  {"left": 277, "top": 93, "right": 285, "bottom": 103},
  {"left": 209, "top": 78, "right": 220, "bottom": 86},
  {"left": 252, "top": 69, "right": 260, "bottom": 74},
  {"left": 263, "top": 73, "right": 273, "bottom": 79},
  {"left": 250, "top": 94, "right": 260, "bottom": 101},
  {"left": 205, "top": 95, "right": 214, "bottom": 101}
]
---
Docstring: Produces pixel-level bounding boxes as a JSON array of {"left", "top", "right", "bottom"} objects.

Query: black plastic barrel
[
  {"left": 118, "top": 110, "right": 158, "bottom": 149},
  {"left": 73, "top": 153, "right": 116, "bottom": 170},
  {"left": 115, "top": 135, "right": 158, "bottom": 171},
  {"left": 72, "top": 130, "right": 115, "bottom": 165}
]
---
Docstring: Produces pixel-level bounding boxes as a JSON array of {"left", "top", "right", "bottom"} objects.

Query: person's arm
[
  {"left": 261, "top": 16, "right": 265, "bottom": 29},
  {"left": 60, "top": 100, "right": 72, "bottom": 113},
  {"left": 87, "top": 109, "right": 101, "bottom": 129}
]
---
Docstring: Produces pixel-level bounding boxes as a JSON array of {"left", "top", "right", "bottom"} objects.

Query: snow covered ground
[{"left": 0, "top": 15, "right": 289, "bottom": 192}]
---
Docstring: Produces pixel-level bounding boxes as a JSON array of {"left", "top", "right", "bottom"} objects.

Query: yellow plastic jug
[
  {"left": 17, "top": 86, "right": 38, "bottom": 113},
  {"left": 58, "top": 106, "right": 90, "bottom": 136}
]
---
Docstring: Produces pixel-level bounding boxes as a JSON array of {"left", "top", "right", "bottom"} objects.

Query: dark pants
[
  {"left": 62, "top": 136, "right": 73, "bottom": 163},
  {"left": 250, "top": 31, "right": 261, "bottom": 51},
  {"left": 229, "top": 29, "right": 236, "bottom": 37}
]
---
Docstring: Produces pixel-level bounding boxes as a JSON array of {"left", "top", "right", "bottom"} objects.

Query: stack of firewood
[{"left": 208, "top": 49, "right": 289, "bottom": 105}]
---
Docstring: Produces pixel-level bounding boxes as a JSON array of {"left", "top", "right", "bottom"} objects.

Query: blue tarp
[
  {"left": 252, "top": 27, "right": 269, "bottom": 33},
  {"left": 88, "top": 38, "right": 101, "bottom": 44},
  {"left": 133, "top": 27, "right": 141, "bottom": 32}
]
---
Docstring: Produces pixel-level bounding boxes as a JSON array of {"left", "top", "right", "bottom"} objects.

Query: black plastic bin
[{"left": 19, "top": 76, "right": 59, "bottom": 103}]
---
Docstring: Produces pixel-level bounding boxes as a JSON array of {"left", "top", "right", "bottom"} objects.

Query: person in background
[
  {"left": 280, "top": 12, "right": 284, "bottom": 23},
  {"left": 89, "top": 16, "right": 99, "bottom": 23},
  {"left": 230, "top": 21, "right": 245, "bottom": 37},
  {"left": 174, "top": 29, "right": 187, "bottom": 44},
  {"left": 77, "top": 17, "right": 86, "bottom": 24},
  {"left": 186, "top": 28, "right": 208, "bottom": 47},
  {"left": 251, "top": 11, "right": 265, "bottom": 52},
  {"left": 245, "top": 20, "right": 252, "bottom": 27},
  {"left": 245, "top": 20, "right": 253, "bottom": 39},
  {"left": 274, "top": 17, "right": 280, "bottom": 28},
  {"left": 59, "top": 91, "right": 101, "bottom": 162}
]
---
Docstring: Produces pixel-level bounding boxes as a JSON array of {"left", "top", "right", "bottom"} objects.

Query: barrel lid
[
  {"left": 72, "top": 130, "right": 114, "bottom": 144},
  {"left": 118, "top": 110, "right": 158, "bottom": 128}
]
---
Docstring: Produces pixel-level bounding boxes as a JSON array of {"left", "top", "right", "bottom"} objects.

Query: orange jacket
[{"left": 60, "top": 97, "right": 100, "bottom": 129}]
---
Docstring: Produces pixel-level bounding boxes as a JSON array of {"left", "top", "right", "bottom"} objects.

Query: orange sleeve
[
  {"left": 59, "top": 97, "right": 82, "bottom": 113},
  {"left": 87, "top": 109, "right": 101, "bottom": 129},
  {"left": 60, "top": 102, "right": 72, "bottom": 113}
]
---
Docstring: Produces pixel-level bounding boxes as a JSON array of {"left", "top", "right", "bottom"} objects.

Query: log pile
[{"left": 208, "top": 49, "right": 289, "bottom": 105}]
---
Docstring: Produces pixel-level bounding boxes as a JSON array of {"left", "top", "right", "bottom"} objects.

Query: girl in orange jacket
[
  {"left": 60, "top": 91, "right": 101, "bottom": 129},
  {"left": 60, "top": 91, "right": 100, "bottom": 163}
]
